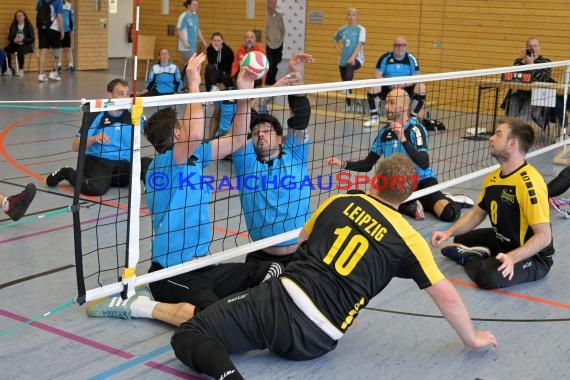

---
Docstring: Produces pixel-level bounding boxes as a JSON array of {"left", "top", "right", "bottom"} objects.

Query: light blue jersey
[
  {"left": 177, "top": 12, "right": 199, "bottom": 53},
  {"left": 146, "top": 142, "right": 213, "bottom": 268},
  {"left": 333, "top": 24, "right": 366, "bottom": 66},
  {"left": 146, "top": 62, "right": 183, "bottom": 94},
  {"left": 77, "top": 110, "right": 143, "bottom": 162},
  {"left": 232, "top": 134, "right": 311, "bottom": 246},
  {"left": 371, "top": 118, "right": 435, "bottom": 180}
]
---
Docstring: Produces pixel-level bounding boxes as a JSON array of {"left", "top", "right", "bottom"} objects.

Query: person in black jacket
[
  {"left": 205, "top": 32, "right": 235, "bottom": 91},
  {"left": 502, "top": 37, "right": 554, "bottom": 129},
  {"left": 4, "top": 10, "right": 35, "bottom": 76}
]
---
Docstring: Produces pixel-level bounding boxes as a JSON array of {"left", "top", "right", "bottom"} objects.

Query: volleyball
[{"left": 239, "top": 51, "right": 269, "bottom": 80}]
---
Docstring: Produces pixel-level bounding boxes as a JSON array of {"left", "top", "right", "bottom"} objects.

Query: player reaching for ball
[{"left": 240, "top": 51, "right": 270, "bottom": 80}]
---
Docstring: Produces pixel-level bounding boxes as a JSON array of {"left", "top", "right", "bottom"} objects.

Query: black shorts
[
  {"left": 380, "top": 84, "right": 415, "bottom": 99},
  {"left": 61, "top": 32, "right": 72, "bottom": 48},
  {"left": 174, "top": 278, "right": 338, "bottom": 359},
  {"left": 38, "top": 29, "right": 62, "bottom": 50},
  {"left": 148, "top": 261, "right": 271, "bottom": 311}
]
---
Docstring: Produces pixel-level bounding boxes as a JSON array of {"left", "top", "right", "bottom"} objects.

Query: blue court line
[{"left": 88, "top": 344, "right": 172, "bottom": 380}]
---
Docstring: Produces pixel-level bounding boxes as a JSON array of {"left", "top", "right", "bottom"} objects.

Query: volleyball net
[{"left": 73, "top": 60, "right": 570, "bottom": 304}]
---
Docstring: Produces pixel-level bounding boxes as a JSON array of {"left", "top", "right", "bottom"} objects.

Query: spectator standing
[
  {"left": 36, "top": 0, "right": 64, "bottom": 82},
  {"left": 332, "top": 7, "right": 366, "bottom": 112},
  {"left": 265, "top": 0, "right": 285, "bottom": 85},
  {"left": 56, "top": 0, "right": 75, "bottom": 73},
  {"left": 4, "top": 10, "right": 35, "bottom": 77}
]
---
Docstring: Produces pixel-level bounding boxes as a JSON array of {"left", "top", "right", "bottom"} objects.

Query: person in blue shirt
[
  {"left": 86, "top": 54, "right": 282, "bottom": 326},
  {"left": 177, "top": 0, "right": 207, "bottom": 89},
  {"left": 332, "top": 8, "right": 366, "bottom": 112},
  {"left": 45, "top": 78, "right": 145, "bottom": 196},
  {"left": 139, "top": 48, "right": 183, "bottom": 96},
  {"left": 56, "top": 0, "right": 74, "bottom": 73},
  {"left": 364, "top": 36, "right": 427, "bottom": 128},
  {"left": 327, "top": 88, "right": 469, "bottom": 222},
  {"left": 231, "top": 53, "right": 315, "bottom": 266}
]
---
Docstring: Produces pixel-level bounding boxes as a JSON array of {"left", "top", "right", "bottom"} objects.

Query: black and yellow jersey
[
  {"left": 282, "top": 192, "right": 444, "bottom": 334},
  {"left": 477, "top": 162, "right": 553, "bottom": 255}
]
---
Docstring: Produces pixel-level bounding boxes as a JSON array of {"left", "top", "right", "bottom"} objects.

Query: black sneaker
[
  {"left": 5, "top": 183, "right": 36, "bottom": 221},
  {"left": 441, "top": 243, "right": 490, "bottom": 266},
  {"left": 45, "top": 167, "right": 73, "bottom": 187}
]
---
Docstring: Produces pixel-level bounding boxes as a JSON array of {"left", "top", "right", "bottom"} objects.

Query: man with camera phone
[{"left": 501, "top": 37, "right": 554, "bottom": 129}]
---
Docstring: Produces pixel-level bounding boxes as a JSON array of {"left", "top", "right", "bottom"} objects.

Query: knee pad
[
  {"left": 440, "top": 202, "right": 461, "bottom": 222},
  {"left": 410, "top": 93, "right": 426, "bottom": 117}
]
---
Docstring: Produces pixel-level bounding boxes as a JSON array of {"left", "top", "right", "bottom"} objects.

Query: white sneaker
[
  {"left": 342, "top": 105, "right": 353, "bottom": 113},
  {"left": 443, "top": 192, "right": 474, "bottom": 208},
  {"left": 16, "top": 69, "right": 24, "bottom": 77},
  {"left": 210, "top": 84, "right": 220, "bottom": 92},
  {"left": 48, "top": 71, "right": 61, "bottom": 81},
  {"left": 38, "top": 73, "right": 48, "bottom": 82},
  {"left": 363, "top": 115, "right": 380, "bottom": 128}
]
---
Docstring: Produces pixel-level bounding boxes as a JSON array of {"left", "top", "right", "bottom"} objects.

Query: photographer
[{"left": 502, "top": 37, "right": 554, "bottom": 129}]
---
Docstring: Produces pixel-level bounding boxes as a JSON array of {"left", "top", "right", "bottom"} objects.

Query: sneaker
[
  {"left": 38, "top": 73, "right": 48, "bottom": 82},
  {"left": 342, "top": 105, "right": 353, "bottom": 113},
  {"left": 45, "top": 167, "right": 73, "bottom": 187},
  {"left": 550, "top": 197, "right": 570, "bottom": 219},
  {"left": 5, "top": 68, "right": 13, "bottom": 76},
  {"left": 210, "top": 84, "right": 220, "bottom": 92},
  {"left": 363, "top": 115, "right": 380, "bottom": 128},
  {"left": 262, "top": 262, "right": 285, "bottom": 282},
  {"left": 69, "top": 65, "right": 76, "bottom": 73},
  {"left": 5, "top": 183, "right": 36, "bottom": 221},
  {"left": 86, "top": 286, "right": 153, "bottom": 320},
  {"left": 441, "top": 243, "right": 491, "bottom": 266},
  {"left": 57, "top": 65, "right": 63, "bottom": 73},
  {"left": 16, "top": 69, "right": 24, "bottom": 77},
  {"left": 443, "top": 192, "right": 475, "bottom": 208},
  {"left": 48, "top": 71, "right": 61, "bottom": 81},
  {"left": 413, "top": 200, "right": 425, "bottom": 220}
]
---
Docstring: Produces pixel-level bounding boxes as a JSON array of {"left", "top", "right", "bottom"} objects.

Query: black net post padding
[{"left": 73, "top": 102, "right": 91, "bottom": 304}]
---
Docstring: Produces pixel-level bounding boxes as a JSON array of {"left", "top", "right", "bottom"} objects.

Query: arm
[
  {"left": 347, "top": 41, "right": 363, "bottom": 65},
  {"left": 26, "top": 24, "right": 36, "bottom": 45},
  {"left": 496, "top": 222, "right": 552, "bottom": 280},
  {"left": 210, "top": 67, "right": 256, "bottom": 158},
  {"left": 71, "top": 133, "right": 110, "bottom": 152},
  {"left": 173, "top": 53, "right": 207, "bottom": 165},
  {"left": 8, "top": 25, "right": 17, "bottom": 42},
  {"left": 198, "top": 29, "right": 207, "bottom": 50},
  {"left": 402, "top": 141, "right": 429, "bottom": 169},
  {"left": 430, "top": 206, "right": 487, "bottom": 247},
  {"left": 425, "top": 279, "right": 497, "bottom": 348},
  {"left": 326, "top": 151, "right": 381, "bottom": 172},
  {"left": 57, "top": 13, "right": 64, "bottom": 39}
]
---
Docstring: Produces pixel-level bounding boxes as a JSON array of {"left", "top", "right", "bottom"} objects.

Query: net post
[
  {"left": 73, "top": 101, "right": 91, "bottom": 304},
  {"left": 121, "top": 96, "right": 144, "bottom": 299}
]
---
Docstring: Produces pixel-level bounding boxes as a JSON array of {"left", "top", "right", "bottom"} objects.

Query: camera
[{"left": 525, "top": 48, "right": 534, "bottom": 57}]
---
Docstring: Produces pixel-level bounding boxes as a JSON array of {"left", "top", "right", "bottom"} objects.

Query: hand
[
  {"left": 391, "top": 121, "right": 405, "bottom": 141},
  {"left": 236, "top": 66, "right": 257, "bottom": 90},
  {"left": 347, "top": 57, "right": 356, "bottom": 66},
  {"left": 466, "top": 331, "right": 497, "bottom": 349},
  {"left": 60, "top": 31, "right": 64, "bottom": 40},
  {"left": 183, "top": 41, "right": 190, "bottom": 49},
  {"left": 186, "top": 53, "right": 206, "bottom": 89},
  {"left": 430, "top": 230, "right": 451, "bottom": 248},
  {"left": 287, "top": 52, "right": 315, "bottom": 74},
  {"left": 326, "top": 157, "right": 343, "bottom": 168},
  {"left": 91, "top": 132, "right": 110, "bottom": 145},
  {"left": 273, "top": 73, "right": 301, "bottom": 87},
  {"left": 496, "top": 253, "right": 515, "bottom": 280}
]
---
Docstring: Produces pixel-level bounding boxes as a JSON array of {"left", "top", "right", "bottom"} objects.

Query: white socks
[
  {"left": 2, "top": 197, "right": 8, "bottom": 212},
  {"left": 130, "top": 296, "right": 158, "bottom": 319}
]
